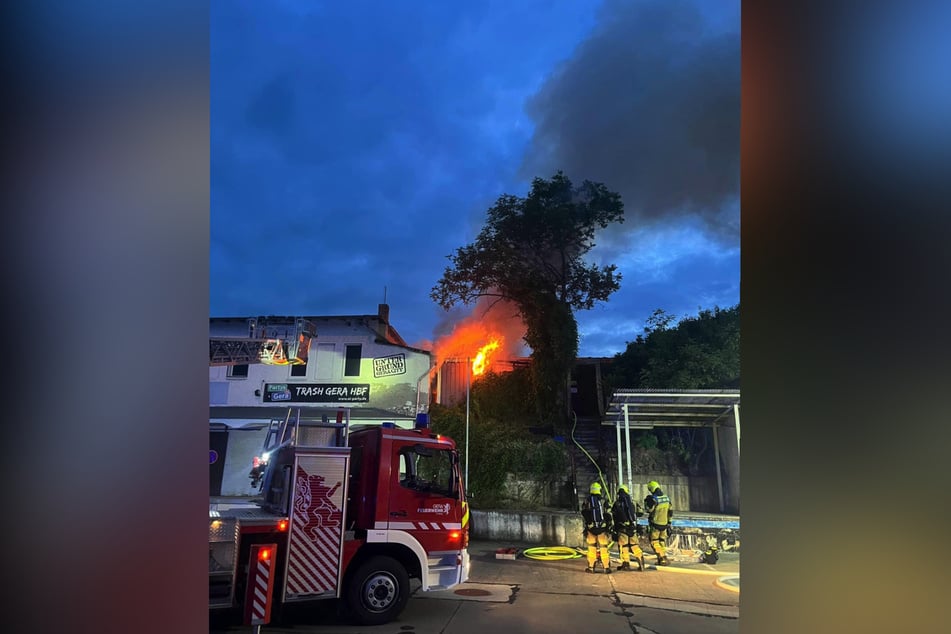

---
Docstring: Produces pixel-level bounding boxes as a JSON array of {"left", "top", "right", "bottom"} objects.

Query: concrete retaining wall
[
  {"left": 471, "top": 509, "right": 586, "bottom": 548},
  {"left": 471, "top": 509, "right": 741, "bottom": 553}
]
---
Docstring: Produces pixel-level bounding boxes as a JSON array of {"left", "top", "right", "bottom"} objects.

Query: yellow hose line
[
  {"left": 571, "top": 411, "right": 612, "bottom": 506},
  {"left": 522, "top": 546, "right": 584, "bottom": 560}
]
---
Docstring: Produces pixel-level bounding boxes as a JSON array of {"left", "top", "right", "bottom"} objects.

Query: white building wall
[{"left": 209, "top": 316, "right": 432, "bottom": 419}]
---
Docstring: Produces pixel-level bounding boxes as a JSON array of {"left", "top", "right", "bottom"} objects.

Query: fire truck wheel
[{"left": 344, "top": 555, "right": 411, "bottom": 626}]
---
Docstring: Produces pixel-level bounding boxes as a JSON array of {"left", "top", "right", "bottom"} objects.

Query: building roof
[{"left": 210, "top": 306, "right": 431, "bottom": 354}]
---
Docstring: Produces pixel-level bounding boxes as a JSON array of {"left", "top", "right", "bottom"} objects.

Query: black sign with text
[
  {"left": 373, "top": 353, "right": 406, "bottom": 378},
  {"left": 263, "top": 383, "right": 371, "bottom": 403}
]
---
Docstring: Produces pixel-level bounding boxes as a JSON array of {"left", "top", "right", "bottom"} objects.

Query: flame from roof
[
  {"left": 472, "top": 340, "right": 501, "bottom": 376},
  {"left": 427, "top": 297, "right": 528, "bottom": 380}
]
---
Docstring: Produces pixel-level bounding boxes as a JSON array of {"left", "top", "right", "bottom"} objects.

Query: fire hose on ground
[
  {"left": 520, "top": 542, "right": 617, "bottom": 561},
  {"left": 521, "top": 546, "right": 584, "bottom": 561}
]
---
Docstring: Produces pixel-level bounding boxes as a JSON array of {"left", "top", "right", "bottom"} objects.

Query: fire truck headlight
[{"left": 261, "top": 451, "right": 270, "bottom": 463}]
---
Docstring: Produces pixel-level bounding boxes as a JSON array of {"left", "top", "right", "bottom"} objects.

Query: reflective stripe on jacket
[{"left": 648, "top": 490, "right": 671, "bottom": 526}]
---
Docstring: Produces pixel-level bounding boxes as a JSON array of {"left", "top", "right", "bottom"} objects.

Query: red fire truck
[{"left": 209, "top": 323, "right": 470, "bottom": 627}]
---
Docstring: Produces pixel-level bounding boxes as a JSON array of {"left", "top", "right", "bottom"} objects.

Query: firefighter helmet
[
  {"left": 618, "top": 484, "right": 630, "bottom": 494},
  {"left": 590, "top": 482, "right": 602, "bottom": 495},
  {"left": 647, "top": 480, "right": 660, "bottom": 492}
]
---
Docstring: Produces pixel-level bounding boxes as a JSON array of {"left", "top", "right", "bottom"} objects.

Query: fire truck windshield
[{"left": 398, "top": 444, "right": 456, "bottom": 498}]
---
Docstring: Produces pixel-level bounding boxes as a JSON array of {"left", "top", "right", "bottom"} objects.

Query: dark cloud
[{"left": 521, "top": 0, "right": 740, "bottom": 249}]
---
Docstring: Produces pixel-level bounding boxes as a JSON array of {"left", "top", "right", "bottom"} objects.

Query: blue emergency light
[{"left": 414, "top": 413, "right": 429, "bottom": 429}]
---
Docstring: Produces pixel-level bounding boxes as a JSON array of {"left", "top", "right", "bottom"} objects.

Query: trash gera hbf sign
[{"left": 263, "top": 383, "right": 371, "bottom": 403}]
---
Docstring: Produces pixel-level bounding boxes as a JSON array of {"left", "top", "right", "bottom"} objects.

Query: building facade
[{"left": 210, "top": 304, "right": 432, "bottom": 496}]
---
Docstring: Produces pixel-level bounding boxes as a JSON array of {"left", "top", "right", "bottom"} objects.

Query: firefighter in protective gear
[
  {"left": 581, "top": 481, "right": 613, "bottom": 573},
  {"left": 644, "top": 480, "right": 672, "bottom": 566},
  {"left": 611, "top": 484, "right": 645, "bottom": 571}
]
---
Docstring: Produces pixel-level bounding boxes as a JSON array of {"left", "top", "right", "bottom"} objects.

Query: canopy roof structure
[
  {"left": 603, "top": 389, "right": 740, "bottom": 513},
  {"left": 605, "top": 389, "right": 740, "bottom": 431}
]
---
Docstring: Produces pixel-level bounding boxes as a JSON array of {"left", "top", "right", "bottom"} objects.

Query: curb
[{"left": 650, "top": 565, "right": 737, "bottom": 577}]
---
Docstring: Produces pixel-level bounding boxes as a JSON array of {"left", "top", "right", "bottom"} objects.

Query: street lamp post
[{"left": 465, "top": 357, "right": 470, "bottom": 491}]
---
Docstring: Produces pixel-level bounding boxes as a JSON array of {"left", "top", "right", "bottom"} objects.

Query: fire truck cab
[{"left": 209, "top": 407, "right": 470, "bottom": 627}]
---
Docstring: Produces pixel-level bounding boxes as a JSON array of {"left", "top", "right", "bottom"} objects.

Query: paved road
[{"left": 211, "top": 540, "right": 739, "bottom": 634}]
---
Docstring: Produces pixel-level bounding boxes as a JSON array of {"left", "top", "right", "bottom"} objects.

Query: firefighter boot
[
  {"left": 617, "top": 543, "right": 631, "bottom": 570},
  {"left": 651, "top": 537, "right": 668, "bottom": 566},
  {"left": 629, "top": 543, "right": 645, "bottom": 571},
  {"left": 598, "top": 544, "right": 611, "bottom": 573}
]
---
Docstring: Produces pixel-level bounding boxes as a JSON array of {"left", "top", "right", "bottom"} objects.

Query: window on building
[
  {"left": 344, "top": 344, "right": 362, "bottom": 376},
  {"left": 228, "top": 364, "right": 249, "bottom": 378},
  {"left": 290, "top": 361, "right": 307, "bottom": 377}
]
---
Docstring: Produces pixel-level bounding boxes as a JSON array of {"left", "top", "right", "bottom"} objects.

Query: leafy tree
[
  {"left": 432, "top": 172, "right": 624, "bottom": 432},
  {"left": 606, "top": 304, "right": 739, "bottom": 391}
]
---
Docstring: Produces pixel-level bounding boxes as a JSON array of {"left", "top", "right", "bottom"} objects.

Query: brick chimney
[{"left": 378, "top": 303, "right": 390, "bottom": 324}]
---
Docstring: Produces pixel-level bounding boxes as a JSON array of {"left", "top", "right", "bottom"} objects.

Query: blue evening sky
[{"left": 210, "top": 0, "right": 740, "bottom": 357}]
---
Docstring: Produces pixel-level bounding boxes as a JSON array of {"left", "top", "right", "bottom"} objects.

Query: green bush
[
  {"left": 635, "top": 431, "right": 659, "bottom": 450},
  {"left": 429, "top": 403, "right": 569, "bottom": 509}
]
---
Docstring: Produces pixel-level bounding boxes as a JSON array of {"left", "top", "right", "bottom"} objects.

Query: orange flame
[
  {"left": 472, "top": 340, "right": 501, "bottom": 376},
  {"left": 417, "top": 298, "right": 529, "bottom": 382}
]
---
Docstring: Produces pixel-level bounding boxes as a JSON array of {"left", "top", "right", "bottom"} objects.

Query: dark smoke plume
[{"left": 521, "top": 0, "right": 739, "bottom": 249}]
